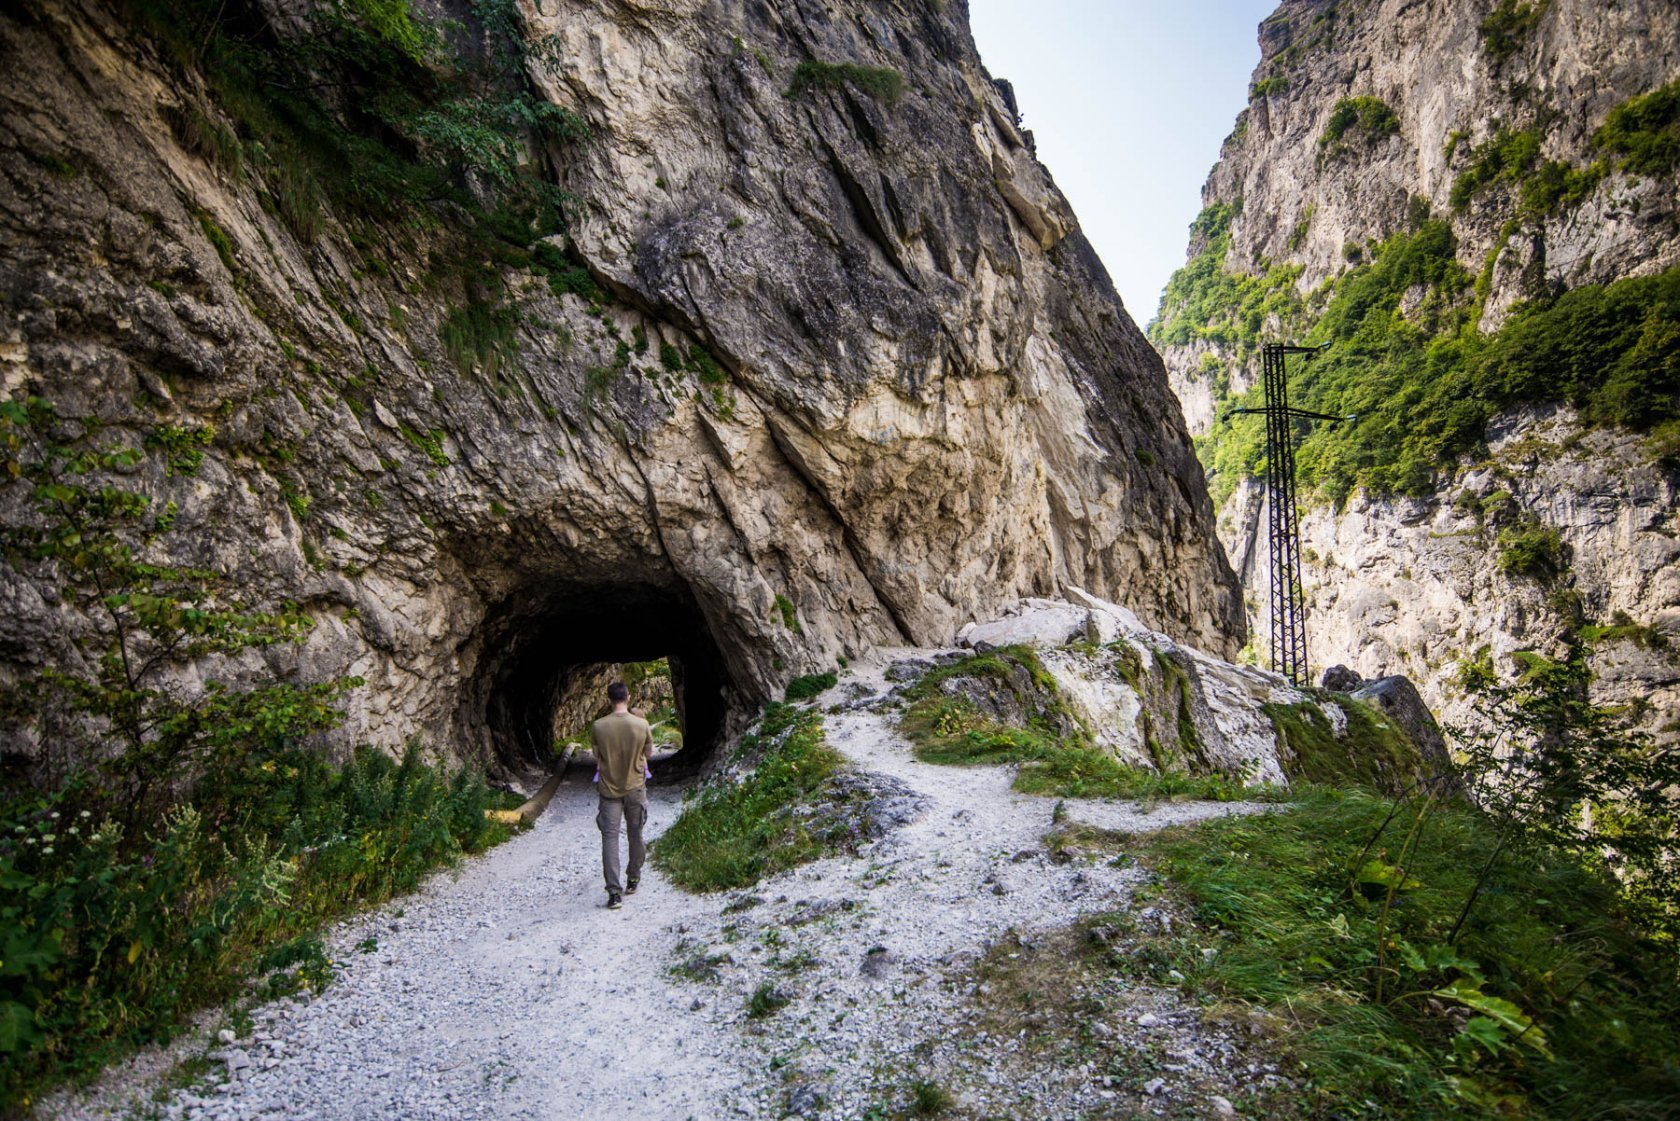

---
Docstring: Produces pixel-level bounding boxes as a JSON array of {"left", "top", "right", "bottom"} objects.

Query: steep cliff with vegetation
[
  {"left": 0, "top": 0, "right": 1244, "bottom": 783},
  {"left": 1154, "top": 0, "right": 1680, "bottom": 739},
  {"left": 0, "top": 0, "right": 1257, "bottom": 1100}
]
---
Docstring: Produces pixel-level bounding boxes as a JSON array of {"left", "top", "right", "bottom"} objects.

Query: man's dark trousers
[{"left": 598, "top": 788, "right": 647, "bottom": 893}]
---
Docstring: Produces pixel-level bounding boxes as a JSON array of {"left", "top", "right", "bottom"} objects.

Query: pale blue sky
[{"left": 969, "top": 0, "right": 1276, "bottom": 322}]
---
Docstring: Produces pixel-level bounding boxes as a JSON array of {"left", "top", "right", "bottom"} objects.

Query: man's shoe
[
  {"left": 625, "top": 878, "right": 639, "bottom": 895},
  {"left": 606, "top": 892, "right": 623, "bottom": 910}
]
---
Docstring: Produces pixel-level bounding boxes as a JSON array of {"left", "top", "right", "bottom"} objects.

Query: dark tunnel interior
[{"left": 470, "top": 583, "right": 744, "bottom": 776}]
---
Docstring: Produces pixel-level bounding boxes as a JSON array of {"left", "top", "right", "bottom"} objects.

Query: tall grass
[
  {"left": 0, "top": 746, "right": 518, "bottom": 1109},
  {"left": 653, "top": 704, "right": 846, "bottom": 891},
  {"left": 1114, "top": 789, "right": 1680, "bottom": 1118}
]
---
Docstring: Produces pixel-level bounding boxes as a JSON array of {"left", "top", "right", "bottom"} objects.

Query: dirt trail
[{"left": 57, "top": 653, "right": 1280, "bottom": 1121}]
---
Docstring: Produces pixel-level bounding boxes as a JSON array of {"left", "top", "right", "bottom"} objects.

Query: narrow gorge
[
  {"left": 1, "top": 0, "right": 1242, "bottom": 778},
  {"left": 3, "top": 1, "right": 1677, "bottom": 1118},
  {"left": 1154, "top": 0, "right": 1680, "bottom": 739}
]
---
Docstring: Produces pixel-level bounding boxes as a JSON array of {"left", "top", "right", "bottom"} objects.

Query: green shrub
[
  {"left": 1496, "top": 519, "right": 1567, "bottom": 581},
  {"left": 786, "top": 60, "right": 905, "bottom": 107},
  {"left": 783, "top": 671, "right": 836, "bottom": 701},
  {"left": 1179, "top": 205, "right": 1680, "bottom": 505},
  {"left": 1252, "top": 75, "right": 1289, "bottom": 98},
  {"left": 1450, "top": 125, "right": 1603, "bottom": 216},
  {"left": 773, "top": 592, "right": 800, "bottom": 632},
  {"left": 1479, "top": 0, "right": 1546, "bottom": 68},
  {"left": 1593, "top": 79, "right": 1680, "bottom": 176},
  {"left": 144, "top": 422, "right": 216, "bottom": 476},
  {"left": 1319, "top": 96, "right": 1400, "bottom": 155}
]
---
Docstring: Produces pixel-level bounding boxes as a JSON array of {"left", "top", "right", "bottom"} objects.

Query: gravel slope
[{"left": 53, "top": 653, "right": 1283, "bottom": 1121}]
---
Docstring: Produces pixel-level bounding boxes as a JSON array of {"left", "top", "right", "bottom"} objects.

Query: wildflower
[
  {"left": 12, "top": 825, "right": 21, "bottom": 833},
  {"left": 68, "top": 827, "right": 79, "bottom": 836},
  {"left": 50, "top": 812, "right": 59, "bottom": 819},
  {"left": 43, "top": 834, "right": 55, "bottom": 843},
  {"left": 80, "top": 810, "right": 92, "bottom": 819},
  {"left": 41, "top": 846, "right": 54, "bottom": 855}
]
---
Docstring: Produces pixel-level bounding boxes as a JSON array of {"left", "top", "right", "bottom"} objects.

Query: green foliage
[
  {"left": 685, "top": 345, "right": 728, "bottom": 386},
  {"left": 745, "top": 981, "right": 789, "bottom": 1018},
  {"left": 653, "top": 705, "right": 851, "bottom": 891},
  {"left": 1190, "top": 211, "right": 1680, "bottom": 504},
  {"left": 440, "top": 290, "right": 518, "bottom": 377},
  {"left": 531, "top": 242, "right": 605, "bottom": 305},
  {"left": 1147, "top": 203, "right": 1305, "bottom": 358},
  {"left": 1122, "top": 788, "right": 1680, "bottom": 1117},
  {"left": 144, "top": 422, "right": 215, "bottom": 476},
  {"left": 1252, "top": 75, "right": 1289, "bottom": 98},
  {"left": 783, "top": 671, "right": 836, "bottom": 701},
  {"left": 1455, "top": 645, "right": 1679, "bottom": 940},
  {"left": 196, "top": 211, "right": 236, "bottom": 272},
  {"left": 1578, "top": 609, "right": 1670, "bottom": 651},
  {"left": 910, "top": 1079, "right": 954, "bottom": 1115},
  {"left": 1495, "top": 518, "right": 1567, "bottom": 581},
  {"left": 1450, "top": 126, "right": 1604, "bottom": 217},
  {"left": 1479, "top": 1, "right": 1547, "bottom": 68},
  {"left": 1263, "top": 698, "right": 1428, "bottom": 794},
  {"left": 1318, "top": 96, "right": 1400, "bottom": 156},
  {"left": 162, "top": 102, "right": 243, "bottom": 175},
  {"left": 0, "top": 398, "right": 519, "bottom": 1104},
  {"left": 399, "top": 423, "right": 450, "bottom": 467},
  {"left": 786, "top": 60, "right": 905, "bottom": 107},
  {"left": 126, "top": 0, "right": 586, "bottom": 369},
  {"left": 0, "top": 746, "right": 513, "bottom": 1105},
  {"left": 0, "top": 398, "right": 355, "bottom": 816},
  {"left": 773, "top": 592, "right": 800, "bottom": 633},
  {"left": 1593, "top": 79, "right": 1680, "bottom": 176}
]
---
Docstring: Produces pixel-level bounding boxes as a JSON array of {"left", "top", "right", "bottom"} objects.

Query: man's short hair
[{"left": 607, "top": 681, "right": 629, "bottom": 703}]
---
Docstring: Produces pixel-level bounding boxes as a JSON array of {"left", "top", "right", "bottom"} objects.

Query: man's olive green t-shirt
[{"left": 591, "top": 711, "right": 652, "bottom": 799}]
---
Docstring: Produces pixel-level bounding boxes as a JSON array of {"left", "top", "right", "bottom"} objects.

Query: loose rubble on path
[{"left": 51, "top": 651, "right": 1294, "bottom": 1121}]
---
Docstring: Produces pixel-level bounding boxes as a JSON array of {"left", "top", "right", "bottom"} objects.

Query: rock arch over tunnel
[{"left": 456, "top": 581, "right": 751, "bottom": 776}]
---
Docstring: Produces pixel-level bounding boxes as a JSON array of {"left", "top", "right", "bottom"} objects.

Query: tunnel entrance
[{"left": 461, "top": 582, "right": 748, "bottom": 777}]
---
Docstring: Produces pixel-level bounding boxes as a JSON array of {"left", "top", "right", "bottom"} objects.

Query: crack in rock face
[{"left": 0, "top": 0, "right": 1242, "bottom": 774}]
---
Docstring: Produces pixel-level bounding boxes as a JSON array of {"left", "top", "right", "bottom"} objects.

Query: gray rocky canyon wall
[
  {"left": 1157, "top": 0, "right": 1680, "bottom": 739},
  {"left": 0, "top": 0, "right": 1242, "bottom": 773}
]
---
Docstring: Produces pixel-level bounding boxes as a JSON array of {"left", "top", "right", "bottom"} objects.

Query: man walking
[{"left": 591, "top": 680, "right": 652, "bottom": 910}]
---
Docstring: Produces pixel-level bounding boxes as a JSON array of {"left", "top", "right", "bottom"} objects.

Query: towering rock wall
[
  {"left": 1155, "top": 0, "right": 1680, "bottom": 736},
  {"left": 0, "top": 0, "right": 1242, "bottom": 773}
]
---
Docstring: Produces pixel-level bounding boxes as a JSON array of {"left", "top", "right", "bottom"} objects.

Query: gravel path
[{"left": 54, "top": 652, "right": 1282, "bottom": 1121}]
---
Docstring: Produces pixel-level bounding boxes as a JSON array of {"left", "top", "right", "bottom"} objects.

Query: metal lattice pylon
[{"left": 1236, "top": 343, "right": 1346, "bottom": 686}]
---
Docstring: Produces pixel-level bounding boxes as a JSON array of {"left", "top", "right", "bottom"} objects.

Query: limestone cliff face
[
  {"left": 1158, "top": 0, "right": 1680, "bottom": 736},
  {"left": 0, "top": 0, "right": 1242, "bottom": 772}
]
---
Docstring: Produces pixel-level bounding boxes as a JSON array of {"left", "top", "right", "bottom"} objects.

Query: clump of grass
[
  {"left": 745, "top": 981, "right": 790, "bottom": 1018},
  {"left": 1116, "top": 788, "right": 1680, "bottom": 1118},
  {"left": 786, "top": 60, "right": 905, "bottom": 106},
  {"left": 773, "top": 592, "right": 800, "bottom": 632},
  {"left": 909, "top": 1078, "right": 954, "bottom": 1115},
  {"left": 784, "top": 671, "right": 836, "bottom": 701},
  {"left": 653, "top": 705, "right": 848, "bottom": 891}
]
